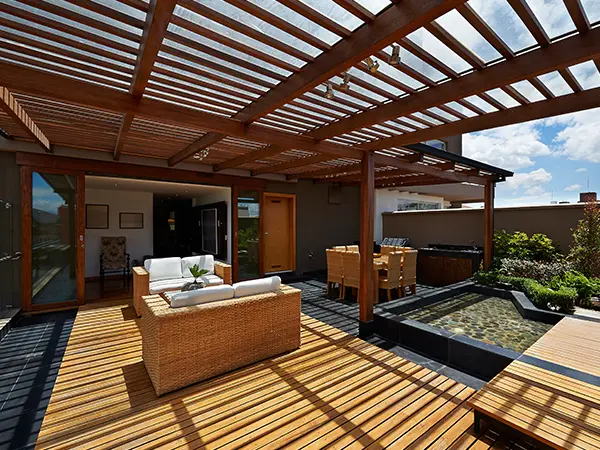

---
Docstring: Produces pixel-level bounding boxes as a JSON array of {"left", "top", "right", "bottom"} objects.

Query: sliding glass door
[{"left": 233, "top": 187, "right": 262, "bottom": 281}]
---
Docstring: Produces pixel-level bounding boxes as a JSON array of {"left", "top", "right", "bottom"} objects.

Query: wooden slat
[
  {"left": 457, "top": 3, "right": 514, "bottom": 59},
  {"left": 113, "top": 113, "right": 134, "bottom": 161},
  {"left": 251, "top": 153, "right": 333, "bottom": 176},
  {"left": 0, "top": 87, "right": 51, "bottom": 152},
  {"left": 559, "top": 67, "right": 584, "bottom": 93},
  {"left": 506, "top": 0, "right": 551, "bottom": 47},
  {"left": 564, "top": 0, "right": 591, "bottom": 34},
  {"left": 213, "top": 144, "right": 285, "bottom": 172}
]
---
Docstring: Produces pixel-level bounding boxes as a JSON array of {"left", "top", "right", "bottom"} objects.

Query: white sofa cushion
[
  {"left": 181, "top": 255, "right": 215, "bottom": 276},
  {"left": 233, "top": 276, "right": 281, "bottom": 298},
  {"left": 170, "top": 285, "right": 234, "bottom": 308},
  {"left": 149, "top": 277, "right": 194, "bottom": 294},
  {"left": 198, "top": 275, "right": 223, "bottom": 287},
  {"left": 144, "top": 257, "right": 182, "bottom": 282}
]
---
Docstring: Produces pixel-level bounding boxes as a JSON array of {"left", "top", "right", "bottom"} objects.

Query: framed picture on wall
[
  {"left": 120, "top": 212, "right": 144, "bottom": 229},
  {"left": 86, "top": 204, "right": 109, "bottom": 229}
]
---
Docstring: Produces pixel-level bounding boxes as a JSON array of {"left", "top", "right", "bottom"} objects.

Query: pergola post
[
  {"left": 359, "top": 151, "right": 375, "bottom": 337},
  {"left": 484, "top": 181, "right": 495, "bottom": 270}
]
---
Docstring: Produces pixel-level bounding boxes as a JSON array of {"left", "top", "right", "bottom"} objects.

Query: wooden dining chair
[
  {"left": 380, "top": 245, "right": 394, "bottom": 255},
  {"left": 346, "top": 245, "right": 359, "bottom": 252},
  {"left": 378, "top": 251, "right": 403, "bottom": 301},
  {"left": 341, "top": 251, "right": 360, "bottom": 300},
  {"left": 400, "top": 250, "right": 418, "bottom": 296},
  {"left": 326, "top": 249, "right": 344, "bottom": 298},
  {"left": 333, "top": 246, "right": 346, "bottom": 250}
]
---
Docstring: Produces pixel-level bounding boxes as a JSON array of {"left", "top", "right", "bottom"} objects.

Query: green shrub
[
  {"left": 570, "top": 201, "right": 600, "bottom": 278},
  {"left": 498, "top": 258, "right": 573, "bottom": 285},
  {"left": 493, "top": 230, "right": 560, "bottom": 262},
  {"left": 549, "top": 271, "right": 600, "bottom": 307}
]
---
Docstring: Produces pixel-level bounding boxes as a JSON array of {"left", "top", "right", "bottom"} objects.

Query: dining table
[{"left": 372, "top": 254, "right": 388, "bottom": 304}]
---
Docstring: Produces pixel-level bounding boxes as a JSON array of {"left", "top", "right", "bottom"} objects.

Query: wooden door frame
[
  {"left": 21, "top": 165, "right": 85, "bottom": 312},
  {"left": 262, "top": 192, "right": 297, "bottom": 274},
  {"left": 232, "top": 185, "right": 264, "bottom": 282}
]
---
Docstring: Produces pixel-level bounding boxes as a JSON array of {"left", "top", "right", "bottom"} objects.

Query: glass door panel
[
  {"left": 0, "top": 200, "right": 12, "bottom": 316},
  {"left": 236, "top": 189, "right": 260, "bottom": 281},
  {"left": 31, "top": 171, "right": 78, "bottom": 305}
]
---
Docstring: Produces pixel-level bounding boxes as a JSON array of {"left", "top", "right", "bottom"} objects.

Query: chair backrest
[
  {"left": 341, "top": 251, "right": 360, "bottom": 288},
  {"left": 333, "top": 246, "right": 346, "bottom": 251},
  {"left": 385, "top": 251, "right": 403, "bottom": 283},
  {"left": 326, "top": 249, "right": 343, "bottom": 279},
  {"left": 381, "top": 245, "right": 395, "bottom": 254},
  {"left": 346, "top": 245, "right": 359, "bottom": 252},
  {"left": 101, "top": 236, "right": 126, "bottom": 264},
  {"left": 402, "top": 250, "right": 418, "bottom": 284}
]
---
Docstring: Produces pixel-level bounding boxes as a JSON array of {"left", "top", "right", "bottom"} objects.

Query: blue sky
[
  {"left": 463, "top": 108, "right": 600, "bottom": 206},
  {"left": 32, "top": 172, "right": 65, "bottom": 214}
]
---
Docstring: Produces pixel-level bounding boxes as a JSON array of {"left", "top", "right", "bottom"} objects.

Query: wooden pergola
[{"left": 1, "top": 0, "right": 599, "bottom": 332}]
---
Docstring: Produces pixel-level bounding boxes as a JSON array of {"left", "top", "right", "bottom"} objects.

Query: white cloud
[
  {"left": 565, "top": 184, "right": 583, "bottom": 192},
  {"left": 545, "top": 109, "right": 600, "bottom": 163},
  {"left": 503, "top": 168, "right": 552, "bottom": 192},
  {"left": 576, "top": 168, "right": 588, "bottom": 173},
  {"left": 495, "top": 168, "right": 553, "bottom": 206},
  {"left": 463, "top": 122, "right": 551, "bottom": 171}
]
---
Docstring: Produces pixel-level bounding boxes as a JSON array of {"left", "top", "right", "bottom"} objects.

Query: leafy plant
[
  {"left": 498, "top": 258, "right": 573, "bottom": 285},
  {"left": 570, "top": 201, "right": 600, "bottom": 278},
  {"left": 549, "top": 271, "right": 600, "bottom": 307},
  {"left": 493, "top": 230, "right": 559, "bottom": 262},
  {"left": 189, "top": 264, "right": 209, "bottom": 280}
]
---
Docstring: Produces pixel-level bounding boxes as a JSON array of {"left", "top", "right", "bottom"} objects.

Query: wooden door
[{"left": 262, "top": 193, "right": 296, "bottom": 274}]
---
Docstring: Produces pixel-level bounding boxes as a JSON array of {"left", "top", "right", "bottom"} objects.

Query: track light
[
  {"left": 340, "top": 72, "right": 351, "bottom": 91},
  {"left": 389, "top": 45, "right": 401, "bottom": 66},
  {"left": 193, "top": 148, "right": 210, "bottom": 160},
  {"left": 366, "top": 56, "right": 379, "bottom": 73},
  {"left": 325, "top": 82, "right": 334, "bottom": 99}
]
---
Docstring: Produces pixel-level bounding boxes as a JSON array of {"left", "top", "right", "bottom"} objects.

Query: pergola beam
[
  {"left": 213, "top": 144, "right": 284, "bottom": 172},
  {"left": 0, "top": 86, "right": 51, "bottom": 152},
  {"left": 169, "top": 132, "right": 226, "bottom": 167},
  {"left": 309, "top": 25, "right": 600, "bottom": 139},
  {"left": 113, "top": 0, "right": 177, "bottom": 160},
  {"left": 564, "top": 0, "right": 590, "bottom": 33},
  {"left": 289, "top": 162, "right": 362, "bottom": 180},
  {"left": 362, "top": 86, "right": 600, "bottom": 149},
  {"left": 251, "top": 153, "right": 333, "bottom": 176}
]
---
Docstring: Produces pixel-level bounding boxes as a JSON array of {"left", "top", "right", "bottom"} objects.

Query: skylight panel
[
  {"left": 485, "top": 88, "right": 520, "bottom": 108},
  {"left": 406, "top": 28, "right": 472, "bottom": 73},
  {"left": 463, "top": 95, "right": 499, "bottom": 113},
  {"left": 194, "top": 0, "right": 322, "bottom": 58},
  {"left": 569, "top": 60, "right": 600, "bottom": 90},
  {"left": 92, "top": 0, "right": 147, "bottom": 21},
  {"left": 413, "top": 112, "right": 443, "bottom": 126},
  {"left": 428, "top": 107, "right": 460, "bottom": 122},
  {"left": 398, "top": 117, "right": 428, "bottom": 129},
  {"left": 523, "top": 0, "right": 576, "bottom": 39},
  {"left": 436, "top": 10, "right": 502, "bottom": 63},
  {"left": 510, "top": 80, "right": 545, "bottom": 102},
  {"left": 398, "top": 47, "right": 445, "bottom": 83},
  {"left": 174, "top": 5, "right": 306, "bottom": 70},
  {"left": 300, "top": 0, "right": 363, "bottom": 31},
  {"left": 353, "top": 0, "right": 391, "bottom": 14},
  {"left": 346, "top": 67, "right": 405, "bottom": 97},
  {"left": 445, "top": 101, "right": 478, "bottom": 118},
  {"left": 284, "top": 103, "right": 339, "bottom": 121},
  {"left": 385, "top": 120, "right": 413, "bottom": 132},
  {"left": 468, "top": 0, "right": 536, "bottom": 52},
  {"left": 168, "top": 24, "right": 293, "bottom": 78},
  {"left": 538, "top": 71, "right": 573, "bottom": 96},
  {"left": 245, "top": 0, "right": 340, "bottom": 46},
  {"left": 580, "top": 0, "right": 600, "bottom": 24},
  {"left": 300, "top": 93, "right": 357, "bottom": 114},
  {"left": 376, "top": 53, "right": 425, "bottom": 90}
]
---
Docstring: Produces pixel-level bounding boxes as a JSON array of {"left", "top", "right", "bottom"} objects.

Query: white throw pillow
[
  {"left": 144, "top": 257, "right": 183, "bottom": 282},
  {"left": 181, "top": 255, "right": 215, "bottom": 277},
  {"left": 170, "top": 285, "right": 234, "bottom": 308},
  {"left": 232, "top": 276, "right": 281, "bottom": 298}
]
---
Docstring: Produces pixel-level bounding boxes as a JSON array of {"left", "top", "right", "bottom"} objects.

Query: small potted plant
[{"left": 182, "top": 264, "right": 209, "bottom": 291}]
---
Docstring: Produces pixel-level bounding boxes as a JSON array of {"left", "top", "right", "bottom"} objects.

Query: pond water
[{"left": 403, "top": 293, "right": 552, "bottom": 353}]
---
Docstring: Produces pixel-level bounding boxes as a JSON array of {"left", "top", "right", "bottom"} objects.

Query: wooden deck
[
  {"left": 469, "top": 317, "right": 600, "bottom": 450},
  {"left": 35, "top": 299, "right": 531, "bottom": 449}
]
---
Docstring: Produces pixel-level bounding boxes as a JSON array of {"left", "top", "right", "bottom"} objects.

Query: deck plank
[{"left": 35, "top": 299, "right": 524, "bottom": 449}]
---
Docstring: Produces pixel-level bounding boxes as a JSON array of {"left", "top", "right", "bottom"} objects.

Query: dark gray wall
[
  {"left": 443, "top": 135, "right": 462, "bottom": 156},
  {"left": 0, "top": 152, "right": 21, "bottom": 309},
  {"left": 265, "top": 180, "right": 360, "bottom": 274}
]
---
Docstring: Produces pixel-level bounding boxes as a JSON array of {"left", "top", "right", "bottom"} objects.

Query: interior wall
[
  {"left": 382, "top": 204, "right": 586, "bottom": 252},
  {"left": 85, "top": 188, "right": 153, "bottom": 277},
  {"left": 192, "top": 188, "right": 232, "bottom": 263},
  {"left": 265, "top": 180, "right": 360, "bottom": 274},
  {"left": 0, "top": 152, "right": 21, "bottom": 309}
]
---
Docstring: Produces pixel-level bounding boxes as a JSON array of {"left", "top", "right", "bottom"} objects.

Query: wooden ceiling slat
[
  {"left": 399, "top": 38, "right": 459, "bottom": 79},
  {"left": 289, "top": 162, "right": 361, "bottom": 180},
  {"left": 502, "top": 85, "right": 531, "bottom": 105},
  {"left": 223, "top": 0, "right": 331, "bottom": 52},
  {"left": 277, "top": 0, "right": 352, "bottom": 38},
  {"left": 252, "top": 153, "right": 333, "bottom": 176},
  {"left": 563, "top": 0, "right": 590, "bottom": 34},
  {"left": 113, "top": 113, "right": 134, "bottom": 160},
  {"left": 330, "top": 82, "right": 383, "bottom": 106},
  {"left": 167, "top": 132, "right": 225, "bottom": 166},
  {"left": 213, "top": 145, "right": 284, "bottom": 172},
  {"left": 456, "top": 98, "right": 486, "bottom": 115},
  {"left": 306, "top": 89, "right": 368, "bottom": 113},
  {"left": 146, "top": 88, "right": 238, "bottom": 115},
  {"left": 117, "top": 0, "right": 149, "bottom": 13},
  {"left": 149, "top": 75, "right": 249, "bottom": 108},
  {"left": 355, "top": 63, "right": 416, "bottom": 95},
  {"left": 288, "top": 100, "right": 344, "bottom": 120},
  {"left": 559, "top": 67, "right": 584, "bottom": 93},
  {"left": 310, "top": 26, "right": 600, "bottom": 139},
  {"left": 332, "top": 0, "right": 375, "bottom": 23},
  {"left": 506, "top": 0, "right": 550, "bottom": 47},
  {"left": 376, "top": 51, "right": 437, "bottom": 87},
  {"left": 268, "top": 110, "right": 323, "bottom": 128},
  {"left": 344, "top": 73, "right": 397, "bottom": 101},
  {"left": 437, "top": 104, "right": 469, "bottom": 120},
  {"left": 456, "top": 4, "right": 514, "bottom": 60},
  {"left": 528, "top": 77, "right": 555, "bottom": 99},
  {"left": 277, "top": 107, "right": 330, "bottom": 125},
  {"left": 179, "top": 0, "right": 315, "bottom": 63},
  {"left": 62, "top": 0, "right": 146, "bottom": 29},
  {"left": 17, "top": 0, "right": 142, "bottom": 45},
  {"left": 0, "top": 87, "right": 51, "bottom": 152},
  {"left": 425, "top": 22, "right": 484, "bottom": 69}
]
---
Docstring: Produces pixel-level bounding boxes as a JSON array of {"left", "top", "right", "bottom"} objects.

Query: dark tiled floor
[{"left": 0, "top": 310, "right": 75, "bottom": 450}]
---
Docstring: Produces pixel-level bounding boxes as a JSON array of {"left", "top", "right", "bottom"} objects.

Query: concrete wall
[
  {"left": 382, "top": 203, "right": 585, "bottom": 253},
  {"left": 0, "top": 152, "right": 21, "bottom": 309},
  {"left": 444, "top": 135, "right": 462, "bottom": 156},
  {"left": 85, "top": 189, "right": 154, "bottom": 277},
  {"left": 192, "top": 188, "right": 232, "bottom": 264},
  {"left": 265, "top": 180, "right": 360, "bottom": 274}
]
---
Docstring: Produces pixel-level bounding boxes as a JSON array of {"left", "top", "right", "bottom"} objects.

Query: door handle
[
  {"left": 12, "top": 251, "right": 21, "bottom": 261},
  {"left": 0, "top": 253, "right": 10, "bottom": 263}
]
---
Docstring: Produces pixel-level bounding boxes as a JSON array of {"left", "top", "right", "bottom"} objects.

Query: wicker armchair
[
  {"left": 326, "top": 249, "right": 343, "bottom": 298},
  {"left": 346, "top": 245, "right": 359, "bottom": 252},
  {"left": 378, "top": 251, "right": 403, "bottom": 301},
  {"left": 141, "top": 284, "right": 301, "bottom": 396},
  {"left": 100, "top": 236, "right": 130, "bottom": 281},
  {"left": 341, "top": 251, "right": 360, "bottom": 300},
  {"left": 401, "top": 249, "right": 418, "bottom": 296}
]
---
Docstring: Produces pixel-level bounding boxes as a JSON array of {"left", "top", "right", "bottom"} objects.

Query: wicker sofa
[
  {"left": 140, "top": 283, "right": 301, "bottom": 396},
  {"left": 133, "top": 255, "right": 232, "bottom": 316}
]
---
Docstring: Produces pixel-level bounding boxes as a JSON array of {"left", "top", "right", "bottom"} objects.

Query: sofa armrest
[
  {"left": 214, "top": 261, "right": 232, "bottom": 285},
  {"left": 133, "top": 266, "right": 149, "bottom": 317}
]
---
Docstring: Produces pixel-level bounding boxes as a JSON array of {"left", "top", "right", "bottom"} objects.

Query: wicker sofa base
[{"left": 141, "top": 285, "right": 302, "bottom": 396}]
